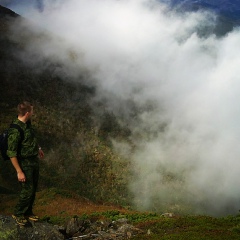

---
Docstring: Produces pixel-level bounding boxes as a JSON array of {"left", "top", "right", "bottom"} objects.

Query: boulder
[
  {"left": 0, "top": 215, "right": 64, "bottom": 240},
  {"left": 0, "top": 215, "right": 143, "bottom": 240}
]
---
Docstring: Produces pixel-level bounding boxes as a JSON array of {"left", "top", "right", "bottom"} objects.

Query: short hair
[{"left": 17, "top": 101, "right": 33, "bottom": 116}]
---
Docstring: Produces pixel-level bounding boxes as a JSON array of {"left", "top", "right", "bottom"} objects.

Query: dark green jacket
[{"left": 7, "top": 118, "right": 39, "bottom": 159}]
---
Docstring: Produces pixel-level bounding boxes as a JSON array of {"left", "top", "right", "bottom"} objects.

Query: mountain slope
[
  {"left": 0, "top": 4, "right": 130, "bottom": 206},
  {"left": 0, "top": 4, "right": 19, "bottom": 18}
]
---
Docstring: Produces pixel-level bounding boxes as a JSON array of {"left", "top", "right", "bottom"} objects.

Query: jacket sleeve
[{"left": 7, "top": 128, "right": 21, "bottom": 158}]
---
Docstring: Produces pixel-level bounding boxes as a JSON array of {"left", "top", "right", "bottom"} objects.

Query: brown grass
[
  {"left": 36, "top": 193, "right": 127, "bottom": 217},
  {"left": 0, "top": 189, "right": 130, "bottom": 219}
]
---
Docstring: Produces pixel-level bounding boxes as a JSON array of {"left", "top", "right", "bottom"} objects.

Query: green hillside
[{"left": 0, "top": 4, "right": 131, "bottom": 205}]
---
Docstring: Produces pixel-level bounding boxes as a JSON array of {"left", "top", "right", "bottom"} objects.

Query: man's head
[{"left": 17, "top": 101, "right": 33, "bottom": 121}]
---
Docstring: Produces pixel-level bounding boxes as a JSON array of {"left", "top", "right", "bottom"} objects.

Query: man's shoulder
[
  {"left": 11, "top": 119, "right": 27, "bottom": 130},
  {"left": 8, "top": 119, "right": 25, "bottom": 136}
]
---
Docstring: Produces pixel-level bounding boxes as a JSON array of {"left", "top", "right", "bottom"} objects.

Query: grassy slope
[{"left": 0, "top": 6, "right": 131, "bottom": 205}]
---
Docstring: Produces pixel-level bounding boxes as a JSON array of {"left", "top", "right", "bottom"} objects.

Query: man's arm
[
  {"left": 10, "top": 157, "right": 26, "bottom": 182},
  {"left": 7, "top": 128, "right": 25, "bottom": 182}
]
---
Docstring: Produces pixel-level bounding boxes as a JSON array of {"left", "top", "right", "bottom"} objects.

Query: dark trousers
[{"left": 14, "top": 157, "right": 39, "bottom": 216}]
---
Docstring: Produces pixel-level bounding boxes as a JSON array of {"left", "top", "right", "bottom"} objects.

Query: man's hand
[
  {"left": 10, "top": 157, "right": 26, "bottom": 182},
  {"left": 17, "top": 171, "right": 26, "bottom": 182}
]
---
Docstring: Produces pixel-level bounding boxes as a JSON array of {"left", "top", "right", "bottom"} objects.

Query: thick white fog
[{"left": 10, "top": 0, "right": 240, "bottom": 215}]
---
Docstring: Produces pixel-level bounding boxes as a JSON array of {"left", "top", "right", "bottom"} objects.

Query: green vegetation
[
  {"left": 0, "top": 26, "right": 133, "bottom": 202},
  {"left": 39, "top": 207, "right": 240, "bottom": 239},
  {"left": 82, "top": 212, "right": 240, "bottom": 240},
  {"left": 132, "top": 215, "right": 240, "bottom": 240},
  {"left": 0, "top": 31, "right": 132, "bottom": 204},
  {"left": 0, "top": 229, "right": 18, "bottom": 240}
]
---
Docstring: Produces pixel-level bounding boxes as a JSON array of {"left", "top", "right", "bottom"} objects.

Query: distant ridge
[
  {"left": 166, "top": 0, "right": 240, "bottom": 35},
  {"left": 170, "top": 0, "right": 240, "bottom": 23},
  {"left": 0, "top": 5, "right": 19, "bottom": 18}
]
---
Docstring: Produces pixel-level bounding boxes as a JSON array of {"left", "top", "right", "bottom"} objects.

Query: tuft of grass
[{"left": 131, "top": 215, "right": 240, "bottom": 240}]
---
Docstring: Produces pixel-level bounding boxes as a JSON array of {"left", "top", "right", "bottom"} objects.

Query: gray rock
[
  {"left": 0, "top": 215, "right": 64, "bottom": 240},
  {"left": 0, "top": 214, "right": 143, "bottom": 240}
]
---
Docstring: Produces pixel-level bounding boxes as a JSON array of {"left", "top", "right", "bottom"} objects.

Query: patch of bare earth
[{"left": 0, "top": 191, "right": 130, "bottom": 219}]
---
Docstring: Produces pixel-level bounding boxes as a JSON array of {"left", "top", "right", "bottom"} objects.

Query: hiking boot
[
  {"left": 26, "top": 214, "right": 39, "bottom": 221},
  {"left": 12, "top": 215, "right": 28, "bottom": 226}
]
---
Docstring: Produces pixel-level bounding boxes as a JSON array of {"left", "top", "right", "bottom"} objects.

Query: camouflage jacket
[{"left": 7, "top": 118, "right": 39, "bottom": 159}]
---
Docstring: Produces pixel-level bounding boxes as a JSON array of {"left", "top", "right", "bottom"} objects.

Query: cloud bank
[{"left": 11, "top": 0, "right": 240, "bottom": 215}]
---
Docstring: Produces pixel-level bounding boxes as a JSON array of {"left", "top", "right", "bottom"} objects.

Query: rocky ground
[{"left": 0, "top": 215, "right": 142, "bottom": 240}]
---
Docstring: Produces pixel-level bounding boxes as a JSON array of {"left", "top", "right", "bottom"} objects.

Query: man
[{"left": 7, "top": 101, "right": 44, "bottom": 226}]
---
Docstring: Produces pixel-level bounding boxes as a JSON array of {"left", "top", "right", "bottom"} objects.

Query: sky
[
  {"left": 2, "top": 0, "right": 240, "bottom": 18},
  {"left": 3, "top": 0, "right": 240, "bottom": 216},
  {"left": 0, "top": 0, "right": 45, "bottom": 13}
]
